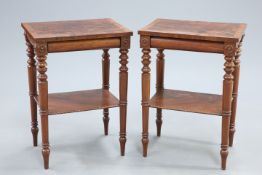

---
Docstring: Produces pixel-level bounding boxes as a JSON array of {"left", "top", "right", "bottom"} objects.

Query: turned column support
[
  {"left": 119, "top": 36, "right": 130, "bottom": 156},
  {"left": 220, "top": 42, "right": 236, "bottom": 170},
  {"left": 140, "top": 35, "right": 151, "bottom": 157},
  {"left": 35, "top": 42, "right": 50, "bottom": 169},
  {"left": 25, "top": 32, "right": 39, "bottom": 146},
  {"left": 229, "top": 36, "right": 244, "bottom": 147},
  {"left": 102, "top": 49, "right": 110, "bottom": 135},
  {"left": 141, "top": 48, "right": 151, "bottom": 157},
  {"left": 156, "top": 49, "right": 165, "bottom": 137}
]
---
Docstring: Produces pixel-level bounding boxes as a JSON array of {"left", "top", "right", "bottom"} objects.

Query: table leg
[
  {"left": 221, "top": 42, "right": 236, "bottom": 170},
  {"left": 119, "top": 48, "right": 129, "bottom": 156},
  {"left": 229, "top": 37, "right": 243, "bottom": 147},
  {"left": 141, "top": 48, "right": 151, "bottom": 157},
  {"left": 25, "top": 33, "right": 38, "bottom": 146},
  {"left": 36, "top": 43, "right": 50, "bottom": 169},
  {"left": 156, "top": 49, "right": 165, "bottom": 137},
  {"left": 102, "top": 49, "right": 110, "bottom": 135}
]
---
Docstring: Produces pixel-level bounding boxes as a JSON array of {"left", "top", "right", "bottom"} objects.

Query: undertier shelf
[
  {"left": 149, "top": 89, "right": 222, "bottom": 116},
  {"left": 34, "top": 89, "right": 119, "bottom": 115}
]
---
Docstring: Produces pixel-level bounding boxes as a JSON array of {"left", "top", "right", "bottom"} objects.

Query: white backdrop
[{"left": 0, "top": 0, "right": 261, "bottom": 174}]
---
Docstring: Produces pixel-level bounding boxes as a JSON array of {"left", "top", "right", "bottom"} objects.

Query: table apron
[
  {"left": 151, "top": 37, "right": 224, "bottom": 54},
  {"left": 48, "top": 38, "right": 120, "bottom": 53}
]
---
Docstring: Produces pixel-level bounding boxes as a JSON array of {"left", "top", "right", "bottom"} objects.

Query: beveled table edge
[
  {"left": 138, "top": 18, "right": 247, "bottom": 42},
  {"left": 21, "top": 18, "right": 133, "bottom": 42}
]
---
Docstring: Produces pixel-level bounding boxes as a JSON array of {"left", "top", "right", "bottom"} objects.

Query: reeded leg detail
[
  {"left": 119, "top": 48, "right": 129, "bottom": 156},
  {"left": 229, "top": 37, "right": 243, "bottom": 147},
  {"left": 220, "top": 42, "right": 236, "bottom": 170},
  {"left": 102, "top": 49, "right": 110, "bottom": 135},
  {"left": 156, "top": 49, "right": 165, "bottom": 137},
  {"left": 36, "top": 43, "right": 50, "bottom": 169},
  {"left": 25, "top": 33, "right": 39, "bottom": 146},
  {"left": 141, "top": 48, "right": 151, "bottom": 157}
]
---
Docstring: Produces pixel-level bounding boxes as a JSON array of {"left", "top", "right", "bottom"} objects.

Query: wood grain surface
[
  {"left": 139, "top": 19, "right": 246, "bottom": 42},
  {"left": 22, "top": 18, "right": 132, "bottom": 42}
]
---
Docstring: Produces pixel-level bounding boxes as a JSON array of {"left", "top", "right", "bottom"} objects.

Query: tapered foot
[
  {"left": 103, "top": 109, "right": 109, "bottom": 135},
  {"left": 142, "top": 134, "right": 149, "bottom": 157},
  {"left": 220, "top": 145, "right": 228, "bottom": 170},
  {"left": 156, "top": 109, "right": 162, "bottom": 137},
  {"left": 25, "top": 32, "right": 38, "bottom": 147},
  {"left": 31, "top": 126, "right": 39, "bottom": 146},
  {"left": 119, "top": 135, "right": 126, "bottom": 156},
  {"left": 229, "top": 129, "right": 235, "bottom": 147},
  {"left": 42, "top": 145, "right": 50, "bottom": 169}
]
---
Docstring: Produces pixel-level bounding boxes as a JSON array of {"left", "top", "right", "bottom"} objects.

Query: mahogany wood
[
  {"left": 139, "top": 19, "right": 246, "bottom": 42},
  {"left": 229, "top": 36, "right": 244, "bottom": 147},
  {"left": 151, "top": 37, "right": 224, "bottom": 54},
  {"left": 220, "top": 42, "right": 237, "bottom": 170},
  {"left": 139, "top": 19, "right": 246, "bottom": 170},
  {"left": 141, "top": 48, "right": 151, "bottom": 157},
  {"left": 150, "top": 89, "right": 222, "bottom": 115},
  {"left": 21, "top": 18, "right": 132, "bottom": 42},
  {"left": 102, "top": 49, "right": 110, "bottom": 135},
  {"left": 25, "top": 33, "right": 39, "bottom": 146},
  {"left": 48, "top": 38, "right": 120, "bottom": 53},
  {"left": 156, "top": 49, "right": 165, "bottom": 136},
  {"left": 119, "top": 48, "right": 129, "bottom": 156},
  {"left": 22, "top": 18, "right": 132, "bottom": 169},
  {"left": 34, "top": 89, "right": 119, "bottom": 115},
  {"left": 35, "top": 42, "right": 50, "bottom": 169}
]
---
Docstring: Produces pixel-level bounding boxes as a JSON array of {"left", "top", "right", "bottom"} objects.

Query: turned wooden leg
[
  {"left": 220, "top": 43, "right": 236, "bottom": 170},
  {"left": 141, "top": 48, "right": 151, "bottom": 157},
  {"left": 102, "top": 49, "right": 110, "bottom": 135},
  {"left": 156, "top": 109, "right": 163, "bottom": 137},
  {"left": 119, "top": 48, "right": 129, "bottom": 156},
  {"left": 36, "top": 43, "right": 50, "bottom": 169},
  {"left": 103, "top": 109, "right": 109, "bottom": 135},
  {"left": 229, "top": 36, "right": 243, "bottom": 147},
  {"left": 25, "top": 33, "right": 38, "bottom": 146},
  {"left": 156, "top": 49, "right": 164, "bottom": 137}
]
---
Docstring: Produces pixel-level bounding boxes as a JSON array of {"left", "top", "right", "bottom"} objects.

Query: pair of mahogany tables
[{"left": 21, "top": 18, "right": 246, "bottom": 170}]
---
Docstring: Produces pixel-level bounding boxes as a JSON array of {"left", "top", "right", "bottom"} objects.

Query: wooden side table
[
  {"left": 138, "top": 19, "right": 246, "bottom": 170},
  {"left": 22, "top": 18, "right": 132, "bottom": 169}
]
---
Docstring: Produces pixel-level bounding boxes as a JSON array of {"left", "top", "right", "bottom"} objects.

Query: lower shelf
[
  {"left": 34, "top": 89, "right": 119, "bottom": 115},
  {"left": 149, "top": 89, "right": 222, "bottom": 116}
]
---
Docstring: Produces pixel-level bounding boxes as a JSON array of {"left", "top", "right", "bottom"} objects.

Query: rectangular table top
[
  {"left": 139, "top": 19, "right": 246, "bottom": 42},
  {"left": 22, "top": 18, "right": 133, "bottom": 42}
]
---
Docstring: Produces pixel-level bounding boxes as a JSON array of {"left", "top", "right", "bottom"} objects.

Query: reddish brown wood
[
  {"left": 34, "top": 89, "right": 119, "bottom": 115},
  {"left": 25, "top": 33, "right": 39, "bottom": 146},
  {"left": 119, "top": 48, "right": 129, "bottom": 156},
  {"left": 21, "top": 18, "right": 132, "bottom": 42},
  {"left": 229, "top": 36, "right": 244, "bottom": 147},
  {"left": 220, "top": 42, "right": 237, "bottom": 170},
  {"left": 22, "top": 18, "right": 132, "bottom": 169},
  {"left": 141, "top": 46, "right": 151, "bottom": 157},
  {"left": 140, "top": 35, "right": 151, "bottom": 49},
  {"left": 48, "top": 38, "right": 120, "bottom": 53},
  {"left": 139, "top": 19, "right": 246, "bottom": 42},
  {"left": 102, "top": 49, "right": 110, "bottom": 135},
  {"left": 151, "top": 37, "right": 224, "bottom": 53},
  {"left": 150, "top": 89, "right": 222, "bottom": 115},
  {"left": 35, "top": 42, "right": 50, "bottom": 169},
  {"left": 139, "top": 19, "right": 246, "bottom": 170},
  {"left": 156, "top": 49, "right": 164, "bottom": 137}
]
